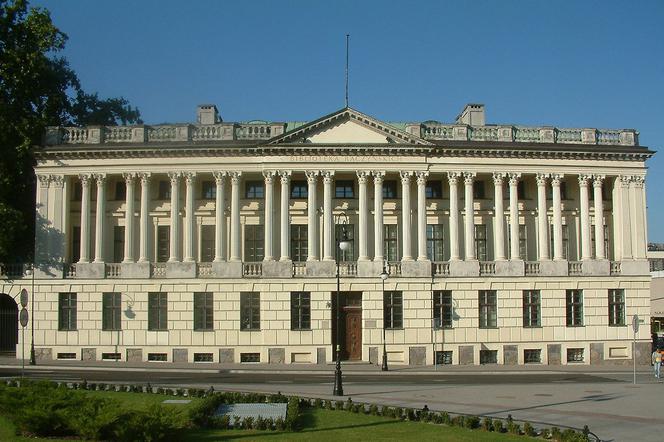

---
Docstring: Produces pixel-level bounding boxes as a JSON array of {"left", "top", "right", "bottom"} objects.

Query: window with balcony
[
  {"left": 156, "top": 226, "right": 170, "bottom": 262},
  {"left": 427, "top": 224, "right": 444, "bottom": 261},
  {"left": 291, "top": 225, "right": 308, "bottom": 262},
  {"left": 113, "top": 226, "right": 124, "bottom": 263},
  {"left": 244, "top": 225, "right": 264, "bottom": 262},
  {"left": 475, "top": 224, "right": 488, "bottom": 261},
  {"left": 384, "top": 224, "right": 398, "bottom": 262},
  {"left": 200, "top": 225, "right": 215, "bottom": 262}
]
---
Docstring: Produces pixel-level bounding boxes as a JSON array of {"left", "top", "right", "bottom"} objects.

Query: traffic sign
[
  {"left": 632, "top": 314, "right": 639, "bottom": 334},
  {"left": 19, "top": 289, "right": 28, "bottom": 308},
  {"left": 19, "top": 308, "right": 29, "bottom": 328}
]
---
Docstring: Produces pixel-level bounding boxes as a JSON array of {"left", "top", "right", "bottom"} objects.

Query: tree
[{"left": 0, "top": 0, "right": 141, "bottom": 263}]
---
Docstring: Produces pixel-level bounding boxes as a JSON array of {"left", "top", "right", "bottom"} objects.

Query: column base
[
  {"left": 262, "top": 260, "right": 293, "bottom": 278},
  {"left": 306, "top": 261, "right": 335, "bottom": 277},
  {"left": 357, "top": 260, "right": 383, "bottom": 278},
  {"left": 449, "top": 260, "right": 480, "bottom": 277},
  {"left": 212, "top": 261, "right": 243, "bottom": 278},
  {"left": 166, "top": 262, "right": 196, "bottom": 278},
  {"left": 75, "top": 262, "right": 105, "bottom": 279},
  {"left": 121, "top": 262, "right": 151, "bottom": 279},
  {"left": 401, "top": 260, "right": 431, "bottom": 277},
  {"left": 495, "top": 260, "right": 525, "bottom": 277},
  {"left": 582, "top": 259, "right": 610, "bottom": 276}
]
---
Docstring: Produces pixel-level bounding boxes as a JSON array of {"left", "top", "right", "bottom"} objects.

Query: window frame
[
  {"left": 384, "top": 224, "right": 399, "bottom": 262},
  {"left": 201, "top": 180, "right": 216, "bottom": 200},
  {"left": 102, "top": 292, "right": 121, "bottom": 331},
  {"left": 383, "top": 291, "right": 403, "bottom": 329},
  {"left": 58, "top": 292, "right": 77, "bottom": 331},
  {"left": 426, "top": 224, "right": 445, "bottom": 262},
  {"left": 244, "top": 225, "right": 264, "bottom": 262},
  {"left": 383, "top": 180, "right": 397, "bottom": 199},
  {"left": 157, "top": 180, "right": 171, "bottom": 200},
  {"left": 245, "top": 180, "right": 264, "bottom": 199},
  {"left": 290, "top": 180, "right": 308, "bottom": 199},
  {"left": 334, "top": 180, "right": 355, "bottom": 198},
  {"left": 194, "top": 292, "right": 214, "bottom": 331},
  {"left": 425, "top": 181, "right": 443, "bottom": 199},
  {"left": 240, "top": 292, "right": 261, "bottom": 331},
  {"left": 433, "top": 290, "right": 453, "bottom": 329},
  {"left": 608, "top": 289, "right": 625, "bottom": 326},
  {"left": 475, "top": 224, "right": 488, "bottom": 261},
  {"left": 290, "top": 291, "right": 311, "bottom": 330},
  {"left": 473, "top": 180, "right": 486, "bottom": 199},
  {"left": 566, "top": 289, "right": 584, "bottom": 327},
  {"left": 478, "top": 290, "right": 497, "bottom": 328},
  {"left": 148, "top": 292, "right": 168, "bottom": 331},
  {"left": 522, "top": 290, "right": 541, "bottom": 328}
]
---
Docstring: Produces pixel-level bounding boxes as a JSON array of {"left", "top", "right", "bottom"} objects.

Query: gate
[{"left": 0, "top": 294, "right": 18, "bottom": 354}]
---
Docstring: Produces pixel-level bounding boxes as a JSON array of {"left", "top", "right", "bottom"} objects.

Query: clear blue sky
[{"left": 34, "top": 0, "right": 664, "bottom": 242}]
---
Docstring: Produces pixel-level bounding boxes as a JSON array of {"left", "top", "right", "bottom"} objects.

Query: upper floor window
[
  {"left": 384, "top": 225, "right": 398, "bottom": 262},
  {"left": 290, "top": 180, "right": 308, "bottom": 199},
  {"left": 240, "top": 292, "right": 260, "bottom": 330},
  {"left": 426, "top": 181, "right": 443, "bottom": 199},
  {"left": 335, "top": 180, "right": 354, "bottom": 198},
  {"left": 290, "top": 292, "right": 311, "bottom": 330},
  {"left": 115, "top": 181, "right": 126, "bottom": 201},
  {"left": 201, "top": 181, "right": 216, "bottom": 199},
  {"left": 475, "top": 224, "right": 488, "bottom": 261},
  {"left": 158, "top": 181, "right": 171, "bottom": 200},
  {"left": 517, "top": 181, "right": 526, "bottom": 200},
  {"left": 426, "top": 224, "right": 444, "bottom": 261},
  {"left": 244, "top": 225, "right": 264, "bottom": 262},
  {"left": 608, "top": 289, "right": 625, "bottom": 326},
  {"left": 245, "top": 181, "right": 264, "bottom": 199},
  {"left": 383, "top": 291, "right": 403, "bottom": 329},
  {"left": 479, "top": 290, "right": 497, "bottom": 328},
  {"left": 102, "top": 292, "right": 122, "bottom": 331},
  {"left": 473, "top": 180, "right": 485, "bottom": 199},
  {"left": 72, "top": 182, "right": 82, "bottom": 201},
  {"left": 383, "top": 180, "right": 397, "bottom": 199},
  {"left": 433, "top": 290, "right": 453, "bottom": 329},
  {"left": 566, "top": 289, "right": 584, "bottom": 327},
  {"left": 291, "top": 225, "right": 308, "bottom": 262},
  {"left": 522, "top": 290, "right": 541, "bottom": 328},
  {"left": 58, "top": 292, "right": 77, "bottom": 331}
]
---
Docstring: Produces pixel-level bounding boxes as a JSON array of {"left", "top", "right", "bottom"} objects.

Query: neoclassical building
[{"left": 1, "top": 103, "right": 654, "bottom": 365}]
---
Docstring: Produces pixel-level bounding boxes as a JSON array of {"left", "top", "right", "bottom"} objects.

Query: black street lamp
[
  {"left": 28, "top": 263, "right": 36, "bottom": 366},
  {"left": 380, "top": 265, "right": 389, "bottom": 371},
  {"left": 333, "top": 213, "right": 351, "bottom": 396}
]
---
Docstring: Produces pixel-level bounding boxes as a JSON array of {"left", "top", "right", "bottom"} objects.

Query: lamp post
[
  {"left": 333, "top": 213, "right": 351, "bottom": 396},
  {"left": 28, "top": 263, "right": 36, "bottom": 366},
  {"left": 380, "top": 265, "right": 389, "bottom": 371}
]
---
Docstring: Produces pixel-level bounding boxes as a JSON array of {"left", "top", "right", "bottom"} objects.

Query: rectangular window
[
  {"left": 200, "top": 225, "right": 215, "bottom": 262},
  {"left": 290, "top": 292, "right": 311, "bottom": 330},
  {"left": 115, "top": 181, "right": 126, "bottom": 201},
  {"left": 383, "top": 291, "right": 403, "bottom": 329},
  {"left": 479, "top": 290, "right": 497, "bottom": 328},
  {"left": 72, "top": 182, "right": 82, "bottom": 201},
  {"left": 383, "top": 180, "right": 397, "bottom": 199},
  {"left": 156, "top": 226, "right": 170, "bottom": 263},
  {"left": 148, "top": 292, "right": 168, "bottom": 331},
  {"left": 194, "top": 292, "right": 214, "bottom": 331},
  {"left": 608, "top": 289, "right": 625, "bottom": 326},
  {"left": 567, "top": 348, "right": 584, "bottom": 363},
  {"left": 58, "top": 292, "right": 77, "bottom": 331},
  {"left": 148, "top": 353, "right": 167, "bottom": 362},
  {"left": 245, "top": 181, "right": 264, "bottom": 199},
  {"left": 433, "top": 290, "right": 453, "bottom": 329},
  {"left": 517, "top": 180, "right": 526, "bottom": 200},
  {"left": 290, "top": 180, "right": 308, "bottom": 199},
  {"left": 384, "top": 225, "right": 398, "bottom": 262},
  {"left": 102, "top": 292, "right": 121, "bottom": 331},
  {"left": 435, "top": 351, "right": 453, "bottom": 365},
  {"left": 244, "top": 225, "right": 264, "bottom": 262},
  {"left": 480, "top": 350, "right": 498, "bottom": 364},
  {"left": 201, "top": 180, "right": 216, "bottom": 199},
  {"left": 335, "top": 180, "right": 354, "bottom": 198},
  {"left": 426, "top": 181, "right": 442, "bottom": 199},
  {"left": 240, "top": 353, "right": 260, "bottom": 363},
  {"left": 158, "top": 180, "right": 170, "bottom": 200},
  {"left": 71, "top": 226, "right": 81, "bottom": 263},
  {"left": 291, "top": 225, "right": 308, "bottom": 262},
  {"left": 522, "top": 290, "right": 541, "bottom": 327},
  {"left": 240, "top": 292, "right": 260, "bottom": 330},
  {"left": 524, "top": 349, "right": 541, "bottom": 364},
  {"left": 519, "top": 224, "right": 527, "bottom": 259},
  {"left": 102, "top": 352, "right": 121, "bottom": 360},
  {"left": 473, "top": 180, "right": 485, "bottom": 199},
  {"left": 335, "top": 224, "right": 355, "bottom": 261},
  {"left": 113, "top": 226, "right": 124, "bottom": 263},
  {"left": 194, "top": 353, "right": 213, "bottom": 362},
  {"left": 475, "top": 224, "right": 488, "bottom": 261},
  {"left": 426, "top": 224, "right": 444, "bottom": 261},
  {"left": 566, "top": 289, "right": 584, "bottom": 327}
]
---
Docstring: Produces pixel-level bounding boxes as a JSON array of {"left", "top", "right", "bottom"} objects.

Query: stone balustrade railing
[
  {"left": 45, "top": 122, "right": 286, "bottom": 145},
  {"left": 411, "top": 122, "right": 638, "bottom": 146}
]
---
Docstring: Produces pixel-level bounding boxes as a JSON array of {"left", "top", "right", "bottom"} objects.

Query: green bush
[
  {"left": 108, "top": 404, "right": 187, "bottom": 442},
  {"left": 394, "top": 407, "right": 403, "bottom": 420},
  {"left": 492, "top": 419, "right": 504, "bottom": 433},
  {"left": 285, "top": 396, "right": 301, "bottom": 430},
  {"left": 451, "top": 415, "right": 465, "bottom": 427},
  {"left": 335, "top": 400, "right": 344, "bottom": 410},
  {"left": 507, "top": 421, "right": 521, "bottom": 435},
  {"left": 523, "top": 422, "right": 536, "bottom": 436},
  {"left": 481, "top": 416, "right": 493, "bottom": 431},
  {"left": 464, "top": 416, "right": 480, "bottom": 429},
  {"left": 369, "top": 404, "right": 379, "bottom": 415},
  {"left": 440, "top": 411, "right": 451, "bottom": 425}
]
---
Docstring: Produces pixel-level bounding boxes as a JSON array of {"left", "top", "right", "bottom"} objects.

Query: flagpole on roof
[{"left": 345, "top": 34, "right": 349, "bottom": 108}]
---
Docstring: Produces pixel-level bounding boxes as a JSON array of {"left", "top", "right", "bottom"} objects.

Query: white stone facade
[{"left": 2, "top": 104, "right": 654, "bottom": 366}]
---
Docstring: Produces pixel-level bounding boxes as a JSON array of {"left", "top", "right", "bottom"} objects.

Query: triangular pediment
[{"left": 267, "top": 107, "right": 431, "bottom": 145}]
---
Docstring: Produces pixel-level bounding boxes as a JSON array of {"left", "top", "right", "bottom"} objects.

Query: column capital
[
  {"left": 578, "top": 174, "right": 591, "bottom": 186},
  {"left": 212, "top": 171, "right": 226, "bottom": 183},
  {"left": 536, "top": 173, "right": 549, "bottom": 186},
  {"left": 182, "top": 171, "right": 196, "bottom": 184},
  {"left": 371, "top": 171, "right": 385, "bottom": 183},
  {"left": 356, "top": 170, "right": 369, "bottom": 184},
  {"left": 463, "top": 171, "right": 476, "bottom": 185},
  {"left": 122, "top": 172, "right": 137, "bottom": 183},
  {"left": 280, "top": 170, "right": 291, "bottom": 184},
  {"left": 508, "top": 172, "right": 521, "bottom": 186},
  {"left": 447, "top": 171, "right": 460, "bottom": 184},
  {"left": 50, "top": 175, "right": 64, "bottom": 188},
  {"left": 492, "top": 172, "right": 506, "bottom": 185},
  {"left": 37, "top": 174, "right": 51, "bottom": 188},
  {"left": 592, "top": 175, "right": 605, "bottom": 188},
  {"left": 168, "top": 171, "right": 181, "bottom": 183},
  {"left": 619, "top": 175, "right": 632, "bottom": 188},
  {"left": 550, "top": 173, "right": 564, "bottom": 186},
  {"left": 78, "top": 173, "right": 93, "bottom": 185},
  {"left": 632, "top": 175, "right": 645, "bottom": 188},
  {"left": 322, "top": 170, "right": 335, "bottom": 184},
  {"left": 400, "top": 171, "right": 412, "bottom": 184},
  {"left": 229, "top": 171, "right": 242, "bottom": 184},
  {"left": 137, "top": 172, "right": 151, "bottom": 184},
  {"left": 93, "top": 173, "right": 107, "bottom": 185},
  {"left": 415, "top": 170, "right": 429, "bottom": 185},
  {"left": 305, "top": 170, "right": 319, "bottom": 183},
  {"left": 262, "top": 170, "right": 276, "bottom": 184}
]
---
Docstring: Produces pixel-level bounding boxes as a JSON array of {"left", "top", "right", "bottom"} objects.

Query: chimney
[
  {"left": 197, "top": 104, "right": 221, "bottom": 124},
  {"left": 455, "top": 103, "right": 485, "bottom": 126}
]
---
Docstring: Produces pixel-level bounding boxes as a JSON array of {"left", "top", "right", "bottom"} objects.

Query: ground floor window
[{"left": 480, "top": 349, "right": 498, "bottom": 364}]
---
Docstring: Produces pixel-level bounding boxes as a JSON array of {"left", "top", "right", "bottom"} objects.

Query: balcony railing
[
  {"left": 609, "top": 261, "right": 621, "bottom": 275},
  {"left": 0, "top": 263, "right": 29, "bottom": 279},
  {"left": 105, "top": 263, "right": 122, "bottom": 278},
  {"left": 568, "top": 261, "right": 583, "bottom": 276},
  {"left": 479, "top": 261, "right": 496, "bottom": 276},
  {"left": 432, "top": 262, "right": 450, "bottom": 276},
  {"left": 525, "top": 262, "right": 541, "bottom": 276},
  {"left": 292, "top": 262, "right": 306, "bottom": 277},
  {"left": 386, "top": 262, "right": 402, "bottom": 276},
  {"left": 339, "top": 262, "right": 357, "bottom": 276},
  {"left": 197, "top": 262, "right": 214, "bottom": 278},
  {"left": 243, "top": 262, "right": 262, "bottom": 277},
  {"left": 152, "top": 263, "right": 167, "bottom": 278},
  {"left": 64, "top": 263, "right": 76, "bottom": 278}
]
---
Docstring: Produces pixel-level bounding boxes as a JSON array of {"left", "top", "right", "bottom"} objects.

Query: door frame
[{"left": 331, "top": 291, "right": 362, "bottom": 361}]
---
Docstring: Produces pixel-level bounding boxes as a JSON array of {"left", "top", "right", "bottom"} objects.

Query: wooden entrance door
[
  {"left": 0, "top": 294, "right": 18, "bottom": 354},
  {"left": 344, "top": 309, "right": 362, "bottom": 360}
]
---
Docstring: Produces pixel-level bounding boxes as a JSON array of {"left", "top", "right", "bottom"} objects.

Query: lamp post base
[
  {"left": 381, "top": 343, "right": 388, "bottom": 371},
  {"left": 333, "top": 350, "right": 344, "bottom": 396},
  {"left": 29, "top": 342, "right": 36, "bottom": 366}
]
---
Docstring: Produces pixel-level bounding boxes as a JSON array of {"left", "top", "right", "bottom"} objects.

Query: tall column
[
  {"left": 492, "top": 173, "right": 506, "bottom": 261},
  {"left": 400, "top": 171, "right": 413, "bottom": 261},
  {"left": 463, "top": 172, "right": 476, "bottom": 260},
  {"left": 212, "top": 172, "right": 226, "bottom": 262},
  {"left": 323, "top": 171, "right": 335, "bottom": 261},
  {"left": 183, "top": 172, "right": 196, "bottom": 262},
  {"left": 357, "top": 171, "right": 369, "bottom": 261},
  {"left": 508, "top": 173, "right": 521, "bottom": 260},
  {"left": 78, "top": 174, "right": 92, "bottom": 263},
  {"left": 93, "top": 173, "right": 106, "bottom": 263},
  {"left": 373, "top": 171, "right": 385, "bottom": 262},
  {"left": 593, "top": 175, "right": 606, "bottom": 260},
  {"left": 619, "top": 175, "right": 633, "bottom": 259},
  {"left": 632, "top": 176, "right": 647, "bottom": 259},
  {"left": 447, "top": 173, "right": 460, "bottom": 261},
  {"left": 263, "top": 171, "right": 275, "bottom": 261},
  {"left": 122, "top": 173, "right": 136, "bottom": 263},
  {"left": 536, "top": 173, "right": 550, "bottom": 261},
  {"left": 168, "top": 172, "right": 181, "bottom": 262},
  {"left": 416, "top": 171, "right": 429, "bottom": 261},
  {"left": 138, "top": 173, "right": 151, "bottom": 263},
  {"left": 229, "top": 171, "right": 242, "bottom": 262},
  {"left": 279, "top": 171, "right": 291, "bottom": 261},
  {"left": 579, "top": 174, "right": 591, "bottom": 260},
  {"left": 305, "top": 171, "right": 319, "bottom": 261},
  {"left": 551, "top": 174, "right": 564, "bottom": 261}
]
